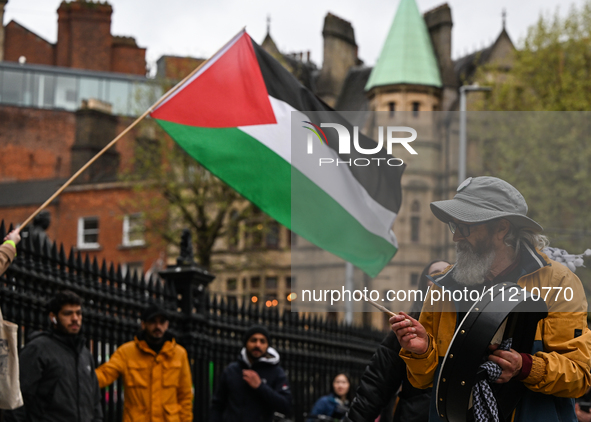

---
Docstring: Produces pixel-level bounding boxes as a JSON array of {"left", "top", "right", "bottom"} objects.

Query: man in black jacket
[
  {"left": 346, "top": 259, "right": 449, "bottom": 422},
  {"left": 346, "top": 332, "right": 431, "bottom": 422},
  {"left": 210, "top": 325, "right": 292, "bottom": 422},
  {"left": 5, "top": 290, "right": 103, "bottom": 422}
]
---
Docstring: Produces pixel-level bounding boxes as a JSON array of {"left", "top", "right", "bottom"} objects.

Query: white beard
[{"left": 454, "top": 240, "right": 496, "bottom": 286}]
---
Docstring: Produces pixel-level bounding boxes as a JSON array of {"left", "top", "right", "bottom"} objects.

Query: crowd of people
[{"left": 1, "top": 176, "right": 591, "bottom": 422}]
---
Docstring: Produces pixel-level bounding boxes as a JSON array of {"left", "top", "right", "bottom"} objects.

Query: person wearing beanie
[
  {"left": 95, "top": 304, "right": 193, "bottom": 422},
  {"left": 210, "top": 324, "right": 292, "bottom": 422},
  {"left": 242, "top": 325, "right": 270, "bottom": 347},
  {"left": 390, "top": 176, "right": 591, "bottom": 422}
]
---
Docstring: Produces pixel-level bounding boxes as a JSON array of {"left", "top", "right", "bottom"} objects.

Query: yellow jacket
[
  {"left": 96, "top": 334, "right": 193, "bottom": 422},
  {"left": 401, "top": 247, "right": 591, "bottom": 421}
]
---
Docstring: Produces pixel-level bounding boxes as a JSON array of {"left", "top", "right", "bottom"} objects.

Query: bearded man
[
  {"left": 391, "top": 176, "right": 591, "bottom": 422},
  {"left": 5, "top": 290, "right": 103, "bottom": 422},
  {"left": 95, "top": 304, "right": 193, "bottom": 422},
  {"left": 210, "top": 325, "right": 292, "bottom": 422}
]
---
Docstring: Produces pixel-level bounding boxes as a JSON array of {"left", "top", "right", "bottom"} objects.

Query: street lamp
[{"left": 459, "top": 84, "right": 492, "bottom": 183}]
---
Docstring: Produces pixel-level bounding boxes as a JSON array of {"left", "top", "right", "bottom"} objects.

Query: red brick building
[
  {"left": 3, "top": 0, "right": 146, "bottom": 75},
  {"left": 0, "top": 0, "right": 164, "bottom": 277}
]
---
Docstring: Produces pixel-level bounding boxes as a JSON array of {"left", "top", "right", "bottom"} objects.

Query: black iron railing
[{"left": 0, "top": 220, "right": 384, "bottom": 422}]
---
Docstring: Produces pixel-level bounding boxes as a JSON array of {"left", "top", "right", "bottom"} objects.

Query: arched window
[
  {"left": 265, "top": 221, "right": 280, "bottom": 249},
  {"left": 245, "top": 206, "right": 264, "bottom": 249}
]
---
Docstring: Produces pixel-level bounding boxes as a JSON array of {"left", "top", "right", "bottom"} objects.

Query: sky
[{"left": 3, "top": 0, "right": 587, "bottom": 75}]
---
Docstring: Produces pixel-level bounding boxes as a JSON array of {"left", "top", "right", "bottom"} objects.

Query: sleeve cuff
[
  {"left": 2, "top": 240, "right": 16, "bottom": 256},
  {"left": 516, "top": 353, "right": 532, "bottom": 381},
  {"left": 521, "top": 355, "right": 546, "bottom": 385}
]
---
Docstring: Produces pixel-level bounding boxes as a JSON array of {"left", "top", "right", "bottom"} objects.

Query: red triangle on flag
[{"left": 151, "top": 32, "right": 276, "bottom": 128}]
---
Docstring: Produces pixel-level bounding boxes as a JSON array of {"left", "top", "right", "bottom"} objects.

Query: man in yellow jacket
[
  {"left": 390, "top": 176, "right": 591, "bottom": 422},
  {"left": 96, "top": 304, "right": 193, "bottom": 422}
]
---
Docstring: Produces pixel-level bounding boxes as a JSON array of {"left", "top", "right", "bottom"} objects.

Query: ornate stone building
[{"left": 208, "top": 0, "right": 516, "bottom": 327}]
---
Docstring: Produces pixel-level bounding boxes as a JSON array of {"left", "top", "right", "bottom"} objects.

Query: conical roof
[{"left": 365, "top": 0, "right": 442, "bottom": 91}]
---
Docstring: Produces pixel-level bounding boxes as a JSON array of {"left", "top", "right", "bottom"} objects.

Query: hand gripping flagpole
[{"left": 19, "top": 28, "right": 247, "bottom": 232}]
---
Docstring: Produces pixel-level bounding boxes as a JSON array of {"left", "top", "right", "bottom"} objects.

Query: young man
[
  {"left": 5, "top": 290, "right": 103, "bottom": 422},
  {"left": 391, "top": 176, "right": 591, "bottom": 422},
  {"left": 210, "top": 325, "right": 292, "bottom": 422},
  {"left": 95, "top": 304, "right": 193, "bottom": 422}
]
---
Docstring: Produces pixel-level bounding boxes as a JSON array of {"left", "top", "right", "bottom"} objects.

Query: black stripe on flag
[{"left": 251, "top": 37, "right": 404, "bottom": 215}]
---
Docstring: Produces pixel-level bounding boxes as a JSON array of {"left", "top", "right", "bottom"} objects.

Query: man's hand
[
  {"left": 575, "top": 403, "right": 591, "bottom": 422},
  {"left": 4, "top": 229, "right": 20, "bottom": 245},
  {"left": 487, "top": 344, "right": 522, "bottom": 383},
  {"left": 390, "top": 312, "right": 429, "bottom": 355},
  {"left": 243, "top": 369, "right": 261, "bottom": 389}
]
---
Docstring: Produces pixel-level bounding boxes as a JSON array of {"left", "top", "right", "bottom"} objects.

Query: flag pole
[
  {"left": 364, "top": 296, "right": 398, "bottom": 318},
  {"left": 19, "top": 28, "right": 247, "bottom": 231}
]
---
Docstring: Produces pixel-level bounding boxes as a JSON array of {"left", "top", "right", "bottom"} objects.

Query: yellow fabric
[
  {"left": 2, "top": 240, "right": 16, "bottom": 254},
  {"left": 400, "top": 252, "right": 591, "bottom": 399},
  {"left": 96, "top": 336, "right": 193, "bottom": 422}
]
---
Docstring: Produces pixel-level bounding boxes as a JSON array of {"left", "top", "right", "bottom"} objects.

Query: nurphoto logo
[{"left": 302, "top": 121, "right": 417, "bottom": 167}]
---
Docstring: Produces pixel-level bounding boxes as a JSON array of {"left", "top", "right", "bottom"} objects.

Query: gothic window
[
  {"left": 250, "top": 276, "right": 261, "bottom": 289},
  {"left": 388, "top": 101, "right": 396, "bottom": 117},
  {"left": 245, "top": 207, "right": 263, "bottom": 249},
  {"left": 265, "top": 221, "right": 280, "bottom": 249},
  {"left": 226, "top": 278, "right": 237, "bottom": 291},
  {"left": 265, "top": 276, "right": 278, "bottom": 290}
]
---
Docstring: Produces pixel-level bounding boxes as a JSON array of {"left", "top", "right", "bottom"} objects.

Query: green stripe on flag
[
  {"left": 291, "top": 166, "right": 397, "bottom": 277},
  {"left": 155, "top": 120, "right": 291, "bottom": 229}
]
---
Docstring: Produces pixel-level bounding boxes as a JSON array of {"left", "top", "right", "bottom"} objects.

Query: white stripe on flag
[{"left": 239, "top": 96, "right": 398, "bottom": 248}]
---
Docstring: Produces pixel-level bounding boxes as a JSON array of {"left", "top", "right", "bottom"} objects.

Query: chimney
[
  {"left": 0, "top": 0, "right": 8, "bottom": 62},
  {"left": 71, "top": 101, "right": 119, "bottom": 183},
  {"left": 56, "top": 0, "right": 113, "bottom": 71},
  {"left": 424, "top": 4, "right": 456, "bottom": 88},
  {"left": 316, "top": 13, "right": 358, "bottom": 107}
]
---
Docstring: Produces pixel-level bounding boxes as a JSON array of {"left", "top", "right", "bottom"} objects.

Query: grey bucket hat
[{"left": 430, "top": 176, "right": 543, "bottom": 232}]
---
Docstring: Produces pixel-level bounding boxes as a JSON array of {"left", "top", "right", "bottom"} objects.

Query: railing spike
[
  {"left": 50, "top": 241, "right": 58, "bottom": 261},
  {"left": 75, "top": 250, "right": 83, "bottom": 271},
  {"left": 59, "top": 244, "right": 66, "bottom": 264},
  {"left": 83, "top": 254, "right": 91, "bottom": 273},
  {"left": 100, "top": 259, "right": 108, "bottom": 279}
]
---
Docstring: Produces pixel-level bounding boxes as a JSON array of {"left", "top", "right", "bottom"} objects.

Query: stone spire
[{"left": 365, "top": 0, "right": 442, "bottom": 91}]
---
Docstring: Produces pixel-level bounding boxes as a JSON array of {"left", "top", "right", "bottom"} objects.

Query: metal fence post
[{"left": 158, "top": 229, "right": 215, "bottom": 317}]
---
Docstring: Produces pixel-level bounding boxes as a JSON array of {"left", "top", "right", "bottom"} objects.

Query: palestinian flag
[{"left": 150, "top": 30, "right": 404, "bottom": 277}]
